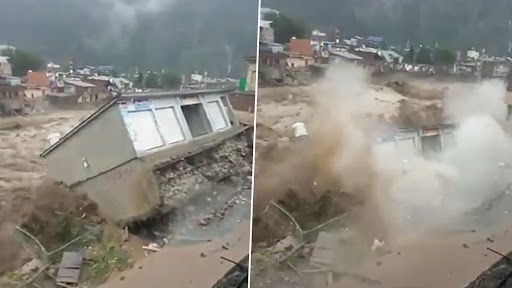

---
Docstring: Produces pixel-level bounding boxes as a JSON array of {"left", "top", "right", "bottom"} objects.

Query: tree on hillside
[
  {"left": 134, "top": 72, "right": 144, "bottom": 88},
  {"left": 264, "top": 12, "right": 308, "bottom": 44},
  {"left": 434, "top": 48, "right": 456, "bottom": 66},
  {"left": 416, "top": 46, "right": 433, "bottom": 65},
  {"left": 161, "top": 71, "right": 181, "bottom": 90},
  {"left": 1, "top": 49, "right": 44, "bottom": 77},
  {"left": 144, "top": 71, "right": 160, "bottom": 89},
  {"left": 405, "top": 46, "right": 415, "bottom": 64}
]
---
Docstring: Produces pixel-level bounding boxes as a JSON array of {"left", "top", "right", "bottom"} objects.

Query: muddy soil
[{"left": 101, "top": 221, "right": 251, "bottom": 288}]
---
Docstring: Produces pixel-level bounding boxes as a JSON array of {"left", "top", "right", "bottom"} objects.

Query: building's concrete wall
[
  {"left": 141, "top": 126, "right": 246, "bottom": 168},
  {"left": 74, "top": 159, "right": 161, "bottom": 222},
  {"left": 229, "top": 92, "right": 255, "bottom": 113},
  {"left": 286, "top": 56, "right": 312, "bottom": 68},
  {"left": 44, "top": 105, "right": 136, "bottom": 185},
  {"left": 246, "top": 62, "right": 257, "bottom": 91}
]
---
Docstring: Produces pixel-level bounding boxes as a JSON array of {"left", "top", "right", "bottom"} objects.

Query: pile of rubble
[{"left": 156, "top": 134, "right": 253, "bottom": 207}]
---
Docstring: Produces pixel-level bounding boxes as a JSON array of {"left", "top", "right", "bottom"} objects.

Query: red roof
[
  {"left": 26, "top": 71, "right": 49, "bottom": 88},
  {"left": 289, "top": 38, "right": 313, "bottom": 56}
]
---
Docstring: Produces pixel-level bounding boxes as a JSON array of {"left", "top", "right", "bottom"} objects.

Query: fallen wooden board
[
  {"left": 310, "top": 232, "right": 339, "bottom": 267},
  {"left": 56, "top": 251, "right": 83, "bottom": 286}
]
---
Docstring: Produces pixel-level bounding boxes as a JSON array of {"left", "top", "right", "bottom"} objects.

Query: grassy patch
[
  {"left": 250, "top": 250, "right": 280, "bottom": 278},
  {"left": 1, "top": 271, "right": 24, "bottom": 287},
  {"left": 81, "top": 236, "right": 131, "bottom": 285}
]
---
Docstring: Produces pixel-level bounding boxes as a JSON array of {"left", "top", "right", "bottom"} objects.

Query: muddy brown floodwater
[
  {"left": 0, "top": 110, "right": 93, "bottom": 273},
  {"left": 251, "top": 72, "right": 512, "bottom": 288}
]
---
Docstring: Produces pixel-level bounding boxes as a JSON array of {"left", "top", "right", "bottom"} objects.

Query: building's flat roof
[
  {"left": 63, "top": 79, "right": 97, "bottom": 88},
  {"left": 329, "top": 50, "right": 363, "bottom": 60},
  {"left": 46, "top": 92, "right": 75, "bottom": 97},
  {"left": 40, "top": 88, "right": 235, "bottom": 157}
]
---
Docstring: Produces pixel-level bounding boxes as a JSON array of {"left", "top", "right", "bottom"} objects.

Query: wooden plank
[
  {"left": 56, "top": 252, "right": 83, "bottom": 284},
  {"left": 310, "top": 232, "right": 339, "bottom": 267}
]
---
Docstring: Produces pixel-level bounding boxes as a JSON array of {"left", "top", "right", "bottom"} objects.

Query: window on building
[
  {"left": 421, "top": 135, "right": 442, "bottom": 158},
  {"left": 221, "top": 96, "right": 236, "bottom": 125},
  {"left": 154, "top": 107, "right": 185, "bottom": 144},
  {"left": 181, "top": 103, "right": 212, "bottom": 138},
  {"left": 123, "top": 110, "right": 164, "bottom": 152},
  {"left": 205, "top": 101, "right": 228, "bottom": 131}
]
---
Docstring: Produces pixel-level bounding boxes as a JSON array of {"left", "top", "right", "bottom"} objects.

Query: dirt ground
[
  {"left": 251, "top": 71, "right": 512, "bottom": 288},
  {"left": 100, "top": 220, "right": 251, "bottom": 288}
]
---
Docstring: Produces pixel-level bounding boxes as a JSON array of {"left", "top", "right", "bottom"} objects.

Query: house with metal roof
[{"left": 40, "top": 88, "right": 249, "bottom": 222}]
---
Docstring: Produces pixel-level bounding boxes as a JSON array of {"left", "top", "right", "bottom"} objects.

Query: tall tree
[
  {"left": 264, "top": 12, "right": 309, "bottom": 44},
  {"left": 434, "top": 48, "right": 456, "bottom": 66},
  {"left": 135, "top": 73, "right": 144, "bottom": 88},
  {"left": 416, "top": 46, "right": 433, "bottom": 65},
  {"left": 405, "top": 46, "right": 415, "bottom": 64},
  {"left": 144, "top": 71, "right": 160, "bottom": 89},
  {"left": 1, "top": 49, "right": 44, "bottom": 77},
  {"left": 161, "top": 71, "right": 181, "bottom": 90}
]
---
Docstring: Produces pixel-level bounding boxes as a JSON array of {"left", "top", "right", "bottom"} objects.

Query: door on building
[{"left": 421, "top": 135, "right": 442, "bottom": 158}]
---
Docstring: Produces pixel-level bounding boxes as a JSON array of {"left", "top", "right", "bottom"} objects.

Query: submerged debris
[{"left": 465, "top": 249, "right": 512, "bottom": 288}]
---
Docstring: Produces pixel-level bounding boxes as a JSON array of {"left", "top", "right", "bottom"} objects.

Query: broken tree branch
[
  {"left": 279, "top": 241, "right": 306, "bottom": 263},
  {"left": 487, "top": 247, "right": 512, "bottom": 263},
  {"left": 16, "top": 226, "right": 48, "bottom": 255},
  {"left": 303, "top": 215, "right": 347, "bottom": 235},
  {"left": 16, "top": 225, "right": 98, "bottom": 260},
  {"left": 286, "top": 261, "right": 303, "bottom": 276},
  {"left": 47, "top": 230, "right": 95, "bottom": 257},
  {"left": 269, "top": 201, "right": 303, "bottom": 237}
]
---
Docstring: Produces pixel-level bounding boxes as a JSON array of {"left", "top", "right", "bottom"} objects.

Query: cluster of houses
[
  {"left": 0, "top": 59, "right": 135, "bottom": 115},
  {"left": 259, "top": 7, "right": 512, "bottom": 84},
  {"left": 181, "top": 71, "right": 239, "bottom": 90},
  {"left": 258, "top": 8, "right": 407, "bottom": 84}
]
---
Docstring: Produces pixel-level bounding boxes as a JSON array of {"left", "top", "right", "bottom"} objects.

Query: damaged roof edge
[{"left": 40, "top": 88, "right": 236, "bottom": 158}]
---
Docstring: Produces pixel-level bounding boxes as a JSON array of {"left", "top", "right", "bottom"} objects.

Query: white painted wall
[{"left": 118, "top": 94, "right": 232, "bottom": 155}]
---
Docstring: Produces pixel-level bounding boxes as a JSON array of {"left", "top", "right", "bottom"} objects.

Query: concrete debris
[
  {"left": 122, "top": 226, "right": 130, "bottom": 242},
  {"left": 271, "top": 235, "right": 300, "bottom": 254},
  {"left": 142, "top": 243, "right": 161, "bottom": 252},
  {"left": 198, "top": 217, "right": 211, "bottom": 226},
  {"left": 371, "top": 238, "right": 385, "bottom": 252},
  {"left": 20, "top": 258, "right": 44, "bottom": 275},
  {"left": 291, "top": 122, "right": 308, "bottom": 138},
  {"left": 157, "top": 135, "right": 252, "bottom": 206}
]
